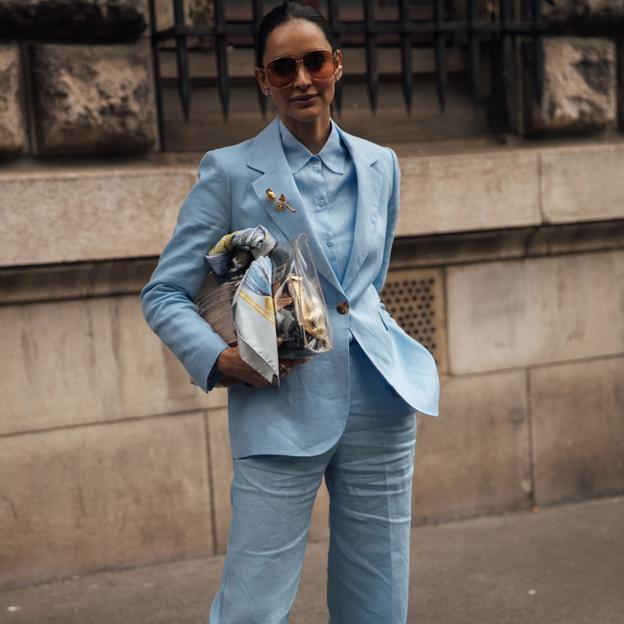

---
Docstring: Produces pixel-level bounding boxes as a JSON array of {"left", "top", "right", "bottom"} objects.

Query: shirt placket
[{"left": 310, "top": 156, "right": 338, "bottom": 274}]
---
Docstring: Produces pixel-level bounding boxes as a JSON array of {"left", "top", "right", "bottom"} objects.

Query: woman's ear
[
  {"left": 255, "top": 67, "right": 271, "bottom": 96},
  {"left": 334, "top": 49, "right": 343, "bottom": 82}
]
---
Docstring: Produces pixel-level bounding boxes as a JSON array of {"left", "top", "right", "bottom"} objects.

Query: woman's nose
[{"left": 292, "top": 62, "right": 312, "bottom": 89}]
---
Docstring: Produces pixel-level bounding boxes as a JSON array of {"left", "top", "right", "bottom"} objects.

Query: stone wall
[
  {"left": 0, "top": 45, "right": 25, "bottom": 154},
  {"left": 1, "top": 141, "right": 623, "bottom": 590},
  {"left": 525, "top": 1, "right": 624, "bottom": 135},
  {"left": 2, "top": 0, "right": 624, "bottom": 154},
  {"left": 0, "top": 0, "right": 157, "bottom": 156},
  {"left": 0, "top": 0, "right": 623, "bottom": 593}
]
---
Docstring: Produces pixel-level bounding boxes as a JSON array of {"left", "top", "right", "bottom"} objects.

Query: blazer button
[{"left": 336, "top": 301, "right": 349, "bottom": 315}]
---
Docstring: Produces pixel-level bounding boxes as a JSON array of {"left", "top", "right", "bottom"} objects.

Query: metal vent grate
[{"left": 381, "top": 268, "right": 447, "bottom": 373}]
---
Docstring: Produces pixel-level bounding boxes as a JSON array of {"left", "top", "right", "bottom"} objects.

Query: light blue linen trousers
[{"left": 209, "top": 341, "right": 417, "bottom": 624}]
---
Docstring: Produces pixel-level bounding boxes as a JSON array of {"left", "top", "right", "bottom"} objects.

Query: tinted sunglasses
[{"left": 262, "top": 50, "right": 337, "bottom": 89}]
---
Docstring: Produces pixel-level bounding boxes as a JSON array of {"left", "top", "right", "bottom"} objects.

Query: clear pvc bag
[
  {"left": 272, "top": 233, "right": 333, "bottom": 358},
  {"left": 194, "top": 230, "right": 332, "bottom": 361}
]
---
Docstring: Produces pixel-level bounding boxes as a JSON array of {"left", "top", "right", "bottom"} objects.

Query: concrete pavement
[{"left": 1, "top": 496, "right": 622, "bottom": 624}]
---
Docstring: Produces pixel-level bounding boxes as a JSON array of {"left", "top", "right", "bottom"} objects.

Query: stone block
[
  {"left": 540, "top": 144, "right": 624, "bottom": 223},
  {"left": 0, "top": 413, "right": 213, "bottom": 590},
  {"left": 397, "top": 151, "right": 540, "bottom": 236},
  {"left": 0, "top": 294, "right": 227, "bottom": 436},
  {"left": 447, "top": 250, "right": 624, "bottom": 374},
  {"left": 0, "top": 0, "right": 147, "bottom": 38},
  {"left": 31, "top": 42, "right": 157, "bottom": 155},
  {"left": 527, "top": 38, "right": 616, "bottom": 134},
  {"left": 0, "top": 167, "right": 195, "bottom": 266},
  {"left": 530, "top": 356, "right": 624, "bottom": 506},
  {"left": 0, "top": 44, "right": 26, "bottom": 153},
  {"left": 412, "top": 370, "right": 531, "bottom": 521},
  {"left": 542, "top": 0, "right": 624, "bottom": 21}
]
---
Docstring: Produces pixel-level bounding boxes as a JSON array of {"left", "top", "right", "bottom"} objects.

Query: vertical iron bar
[
  {"left": 252, "top": 0, "right": 267, "bottom": 118},
  {"left": 399, "top": 0, "right": 413, "bottom": 113},
  {"left": 327, "top": 0, "right": 342, "bottom": 115},
  {"left": 532, "top": 0, "right": 543, "bottom": 104},
  {"left": 214, "top": 0, "right": 230, "bottom": 120},
  {"left": 433, "top": 0, "right": 447, "bottom": 112},
  {"left": 363, "top": 0, "right": 378, "bottom": 113},
  {"left": 173, "top": 0, "right": 191, "bottom": 121},
  {"left": 617, "top": 35, "right": 624, "bottom": 132},
  {"left": 500, "top": 0, "right": 512, "bottom": 132},
  {"left": 147, "top": 0, "right": 165, "bottom": 150},
  {"left": 467, "top": 0, "right": 480, "bottom": 107},
  {"left": 489, "top": 0, "right": 504, "bottom": 133}
]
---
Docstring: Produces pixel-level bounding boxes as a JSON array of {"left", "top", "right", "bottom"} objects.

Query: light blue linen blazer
[{"left": 140, "top": 117, "right": 440, "bottom": 458}]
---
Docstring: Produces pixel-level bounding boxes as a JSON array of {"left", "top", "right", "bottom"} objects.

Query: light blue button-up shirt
[{"left": 278, "top": 117, "right": 357, "bottom": 284}]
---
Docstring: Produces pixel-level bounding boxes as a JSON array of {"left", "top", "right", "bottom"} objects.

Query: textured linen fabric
[
  {"left": 278, "top": 117, "right": 357, "bottom": 284},
  {"left": 209, "top": 344, "right": 417, "bottom": 624},
  {"left": 140, "top": 116, "right": 441, "bottom": 460},
  {"left": 206, "top": 122, "right": 356, "bottom": 388},
  {"left": 206, "top": 125, "right": 418, "bottom": 622}
]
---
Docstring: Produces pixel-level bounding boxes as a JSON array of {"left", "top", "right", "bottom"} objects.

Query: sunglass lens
[
  {"left": 303, "top": 51, "right": 333, "bottom": 76},
  {"left": 269, "top": 57, "right": 296, "bottom": 77}
]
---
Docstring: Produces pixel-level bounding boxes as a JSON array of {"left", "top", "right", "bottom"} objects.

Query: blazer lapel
[
  {"left": 248, "top": 118, "right": 344, "bottom": 294},
  {"left": 338, "top": 128, "right": 384, "bottom": 293}
]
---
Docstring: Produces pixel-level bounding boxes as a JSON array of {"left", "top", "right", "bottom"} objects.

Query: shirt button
[
  {"left": 325, "top": 239, "right": 333, "bottom": 248},
  {"left": 336, "top": 301, "right": 349, "bottom": 314},
  {"left": 318, "top": 199, "right": 326, "bottom": 206}
]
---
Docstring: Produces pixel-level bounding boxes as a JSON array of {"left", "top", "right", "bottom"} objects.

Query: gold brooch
[{"left": 266, "top": 188, "right": 296, "bottom": 213}]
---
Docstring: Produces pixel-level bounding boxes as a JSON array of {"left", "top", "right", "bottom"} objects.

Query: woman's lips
[{"left": 291, "top": 94, "right": 319, "bottom": 106}]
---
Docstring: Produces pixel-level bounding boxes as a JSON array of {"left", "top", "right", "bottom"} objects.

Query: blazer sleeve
[
  {"left": 373, "top": 147, "right": 400, "bottom": 294},
  {"left": 140, "top": 150, "right": 232, "bottom": 392}
]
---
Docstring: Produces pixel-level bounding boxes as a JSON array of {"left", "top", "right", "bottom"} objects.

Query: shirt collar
[{"left": 278, "top": 117, "right": 346, "bottom": 175}]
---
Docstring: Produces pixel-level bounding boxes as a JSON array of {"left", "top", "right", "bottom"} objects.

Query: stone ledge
[
  {"left": 0, "top": 166, "right": 196, "bottom": 267},
  {"left": 2, "top": 140, "right": 624, "bottom": 267},
  {"left": 390, "top": 219, "right": 624, "bottom": 269},
  {"left": 397, "top": 149, "right": 541, "bottom": 236},
  {"left": 541, "top": 143, "right": 624, "bottom": 223},
  {"left": 397, "top": 140, "right": 624, "bottom": 236},
  {"left": 2, "top": 219, "right": 624, "bottom": 304}
]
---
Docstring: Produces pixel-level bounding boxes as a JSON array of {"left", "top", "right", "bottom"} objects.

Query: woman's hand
[{"left": 216, "top": 346, "right": 309, "bottom": 388}]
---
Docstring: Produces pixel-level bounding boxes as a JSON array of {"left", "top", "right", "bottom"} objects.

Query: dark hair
[{"left": 255, "top": 1, "right": 337, "bottom": 67}]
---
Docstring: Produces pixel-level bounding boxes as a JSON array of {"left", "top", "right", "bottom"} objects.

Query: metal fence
[{"left": 150, "top": 0, "right": 624, "bottom": 147}]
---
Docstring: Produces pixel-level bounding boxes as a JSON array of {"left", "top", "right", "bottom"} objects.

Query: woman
[{"left": 141, "top": 2, "right": 439, "bottom": 622}]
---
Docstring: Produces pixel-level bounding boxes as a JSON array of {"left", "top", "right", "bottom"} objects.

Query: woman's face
[{"left": 255, "top": 18, "right": 342, "bottom": 126}]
